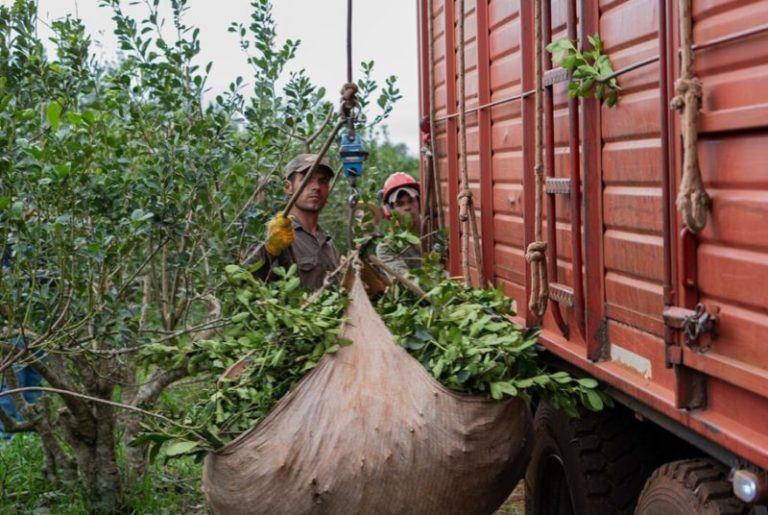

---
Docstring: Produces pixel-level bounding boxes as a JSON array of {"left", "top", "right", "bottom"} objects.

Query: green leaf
[
  {"left": 561, "top": 54, "right": 579, "bottom": 71},
  {"left": 497, "top": 381, "right": 518, "bottom": 397},
  {"left": 607, "top": 90, "right": 619, "bottom": 107},
  {"left": 584, "top": 389, "right": 604, "bottom": 411},
  {"left": 10, "top": 201, "right": 24, "bottom": 220},
  {"left": 577, "top": 378, "right": 599, "bottom": 389},
  {"left": 595, "top": 83, "right": 605, "bottom": 100},
  {"left": 490, "top": 382, "right": 503, "bottom": 400},
  {"left": 590, "top": 33, "right": 603, "bottom": 53},
  {"left": 578, "top": 77, "right": 595, "bottom": 96},
  {"left": 165, "top": 440, "right": 200, "bottom": 457},
  {"left": 46, "top": 101, "right": 62, "bottom": 130},
  {"left": 406, "top": 338, "right": 426, "bottom": 350}
]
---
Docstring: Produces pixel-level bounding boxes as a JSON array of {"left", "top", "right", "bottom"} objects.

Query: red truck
[{"left": 416, "top": 0, "right": 768, "bottom": 512}]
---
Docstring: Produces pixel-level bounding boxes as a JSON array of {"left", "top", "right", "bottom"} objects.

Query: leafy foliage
[
  {"left": 0, "top": 0, "right": 405, "bottom": 508},
  {"left": 136, "top": 264, "right": 349, "bottom": 458},
  {"left": 376, "top": 254, "right": 611, "bottom": 416},
  {"left": 546, "top": 34, "right": 621, "bottom": 107}
]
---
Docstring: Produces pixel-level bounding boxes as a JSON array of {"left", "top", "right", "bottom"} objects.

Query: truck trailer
[{"left": 416, "top": 0, "right": 768, "bottom": 512}]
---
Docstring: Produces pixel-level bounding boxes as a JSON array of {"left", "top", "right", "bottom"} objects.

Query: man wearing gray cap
[{"left": 247, "top": 154, "right": 340, "bottom": 291}]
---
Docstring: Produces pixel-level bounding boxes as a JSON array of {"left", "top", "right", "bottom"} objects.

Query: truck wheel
[
  {"left": 635, "top": 459, "right": 747, "bottom": 514},
  {"left": 525, "top": 402, "right": 663, "bottom": 515}
]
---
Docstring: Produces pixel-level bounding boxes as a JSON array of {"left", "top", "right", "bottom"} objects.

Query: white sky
[{"left": 4, "top": 0, "right": 420, "bottom": 153}]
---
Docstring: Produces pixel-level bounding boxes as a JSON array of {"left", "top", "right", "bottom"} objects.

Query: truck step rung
[
  {"left": 545, "top": 178, "right": 571, "bottom": 195},
  {"left": 549, "top": 283, "right": 574, "bottom": 307},
  {"left": 543, "top": 67, "right": 570, "bottom": 87}
]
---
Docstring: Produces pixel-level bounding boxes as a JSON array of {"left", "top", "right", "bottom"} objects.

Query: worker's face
[
  {"left": 285, "top": 169, "right": 333, "bottom": 213},
  {"left": 392, "top": 192, "right": 420, "bottom": 230}
]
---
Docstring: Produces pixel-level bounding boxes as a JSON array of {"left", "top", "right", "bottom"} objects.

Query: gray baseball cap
[{"left": 284, "top": 154, "right": 334, "bottom": 179}]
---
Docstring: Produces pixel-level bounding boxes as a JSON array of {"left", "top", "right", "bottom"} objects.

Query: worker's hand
[{"left": 264, "top": 213, "right": 295, "bottom": 256}]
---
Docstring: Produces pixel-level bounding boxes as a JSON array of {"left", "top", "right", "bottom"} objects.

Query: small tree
[{"left": 0, "top": 0, "right": 404, "bottom": 511}]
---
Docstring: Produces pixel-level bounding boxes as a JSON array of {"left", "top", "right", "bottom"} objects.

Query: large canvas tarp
[{"left": 203, "top": 271, "right": 532, "bottom": 514}]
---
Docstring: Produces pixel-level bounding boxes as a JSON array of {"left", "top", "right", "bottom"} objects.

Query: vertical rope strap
[
  {"left": 457, "top": 0, "right": 485, "bottom": 287},
  {"left": 526, "top": 0, "right": 549, "bottom": 318},
  {"left": 671, "top": 0, "right": 710, "bottom": 233},
  {"left": 427, "top": 0, "right": 444, "bottom": 239}
]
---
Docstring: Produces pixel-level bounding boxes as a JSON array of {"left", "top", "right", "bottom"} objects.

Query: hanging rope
[
  {"left": 527, "top": 0, "right": 549, "bottom": 318},
  {"left": 457, "top": 0, "right": 485, "bottom": 287},
  {"left": 342, "top": 0, "right": 361, "bottom": 247},
  {"left": 670, "top": 0, "right": 710, "bottom": 234}
]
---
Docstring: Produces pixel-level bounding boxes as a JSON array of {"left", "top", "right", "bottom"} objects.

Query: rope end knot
[
  {"left": 340, "top": 82, "right": 359, "bottom": 115},
  {"left": 525, "top": 241, "right": 547, "bottom": 264},
  {"left": 670, "top": 77, "right": 702, "bottom": 112},
  {"left": 458, "top": 189, "right": 473, "bottom": 222}
]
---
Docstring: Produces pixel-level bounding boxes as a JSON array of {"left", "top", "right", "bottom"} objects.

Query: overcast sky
[{"left": 4, "top": 0, "right": 420, "bottom": 153}]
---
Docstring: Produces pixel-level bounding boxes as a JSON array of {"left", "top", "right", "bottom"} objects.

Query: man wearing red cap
[
  {"left": 246, "top": 154, "right": 340, "bottom": 291},
  {"left": 376, "top": 172, "right": 422, "bottom": 276}
]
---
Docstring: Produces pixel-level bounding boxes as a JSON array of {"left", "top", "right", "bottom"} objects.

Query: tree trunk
[
  {"left": 121, "top": 360, "right": 149, "bottom": 480},
  {"left": 60, "top": 400, "right": 123, "bottom": 513},
  {"left": 36, "top": 399, "right": 78, "bottom": 485}
]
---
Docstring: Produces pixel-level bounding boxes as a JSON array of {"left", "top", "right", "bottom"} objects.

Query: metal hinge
[{"left": 663, "top": 303, "right": 719, "bottom": 353}]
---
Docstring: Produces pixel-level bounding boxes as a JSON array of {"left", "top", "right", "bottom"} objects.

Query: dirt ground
[{"left": 495, "top": 481, "right": 525, "bottom": 514}]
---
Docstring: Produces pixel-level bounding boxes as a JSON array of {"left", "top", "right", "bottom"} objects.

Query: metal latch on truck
[{"left": 663, "top": 302, "right": 719, "bottom": 355}]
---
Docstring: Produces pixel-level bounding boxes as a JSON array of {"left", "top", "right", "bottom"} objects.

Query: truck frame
[{"left": 416, "top": 0, "right": 768, "bottom": 512}]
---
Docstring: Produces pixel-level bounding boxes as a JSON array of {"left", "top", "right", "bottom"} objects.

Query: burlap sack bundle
[{"left": 203, "top": 272, "right": 532, "bottom": 514}]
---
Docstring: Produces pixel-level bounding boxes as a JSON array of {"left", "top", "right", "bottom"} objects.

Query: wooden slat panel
[
  {"left": 604, "top": 229, "right": 664, "bottom": 282},
  {"left": 599, "top": 0, "right": 659, "bottom": 53},
  {"left": 699, "top": 134, "right": 768, "bottom": 189},
  {"left": 603, "top": 139, "right": 661, "bottom": 185},
  {"left": 489, "top": 17, "right": 520, "bottom": 59},
  {"left": 603, "top": 186, "right": 663, "bottom": 233},
  {"left": 701, "top": 189, "right": 768, "bottom": 250},
  {"left": 697, "top": 244, "right": 768, "bottom": 312},
  {"left": 492, "top": 183, "right": 524, "bottom": 216},
  {"left": 488, "top": 0, "right": 518, "bottom": 29}
]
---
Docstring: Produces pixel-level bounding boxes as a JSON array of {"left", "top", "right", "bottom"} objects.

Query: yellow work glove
[{"left": 264, "top": 213, "right": 295, "bottom": 256}]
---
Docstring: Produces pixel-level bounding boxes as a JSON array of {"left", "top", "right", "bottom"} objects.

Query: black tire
[
  {"left": 525, "top": 401, "right": 666, "bottom": 515},
  {"left": 635, "top": 458, "right": 747, "bottom": 515}
]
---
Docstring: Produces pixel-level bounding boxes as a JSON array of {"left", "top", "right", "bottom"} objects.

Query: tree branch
[
  {"left": 133, "top": 294, "right": 221, "bottom": 406},
  {"left": 0, "top": 386, "right": 219, "bottom": 447},
  {"left": 0, "top": 405, "right": 36, "bottom": 433}
]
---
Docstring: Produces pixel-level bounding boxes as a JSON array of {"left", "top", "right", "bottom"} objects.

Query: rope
[
  {"left": 346, "top": 0, "right": 353, "bottom": 83},
  {"left": 671, "top": 0, "right": 710, "bottom": 234},
  {"left": 527, "top": 0, "right": 548, "bottom": 318},
  {"left": 457, "top": 0, "right": 485, "bottom": 288}
]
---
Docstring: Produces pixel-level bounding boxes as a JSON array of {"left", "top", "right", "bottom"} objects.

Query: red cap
[{"left": 382, "top": 172, "right": 420, "bottom": 206}]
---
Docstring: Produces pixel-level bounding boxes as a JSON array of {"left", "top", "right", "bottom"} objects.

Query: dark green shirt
[
  {"left": 375, "top": 242, "right": 421, "bottom": 277},
  {"left": 247, "top": 219, "right": 340, "bottom": 291}
]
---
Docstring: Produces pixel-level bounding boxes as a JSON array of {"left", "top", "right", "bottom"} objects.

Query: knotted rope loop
[
  {"left": 526, "top": 241, "right": 549, "bottom": 317},
  {"left": 672, "top": 0, "right": 710, "bottom": 234},
  {"left": 457, "top": 189, "right": 472, "bottom": 222},
  {"left": 527, "top": 0, "right": 549, "bottom": 319},
  {"left": 340, "top": 82, "right": 359, "bottom": 119},
  {"left": 670, "top": 77, "right": 702, "bottom": 111},
  {"left": 525, "top": 241, "right": 547, "bottom": 264}
]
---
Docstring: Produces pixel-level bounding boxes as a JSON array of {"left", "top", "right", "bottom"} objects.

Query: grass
[
  {"left": 495, "top": 481, "right": 525, "bottom": 515},
  {"left": 0, "top": 432, "right": 206, "bottom": 514}
]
